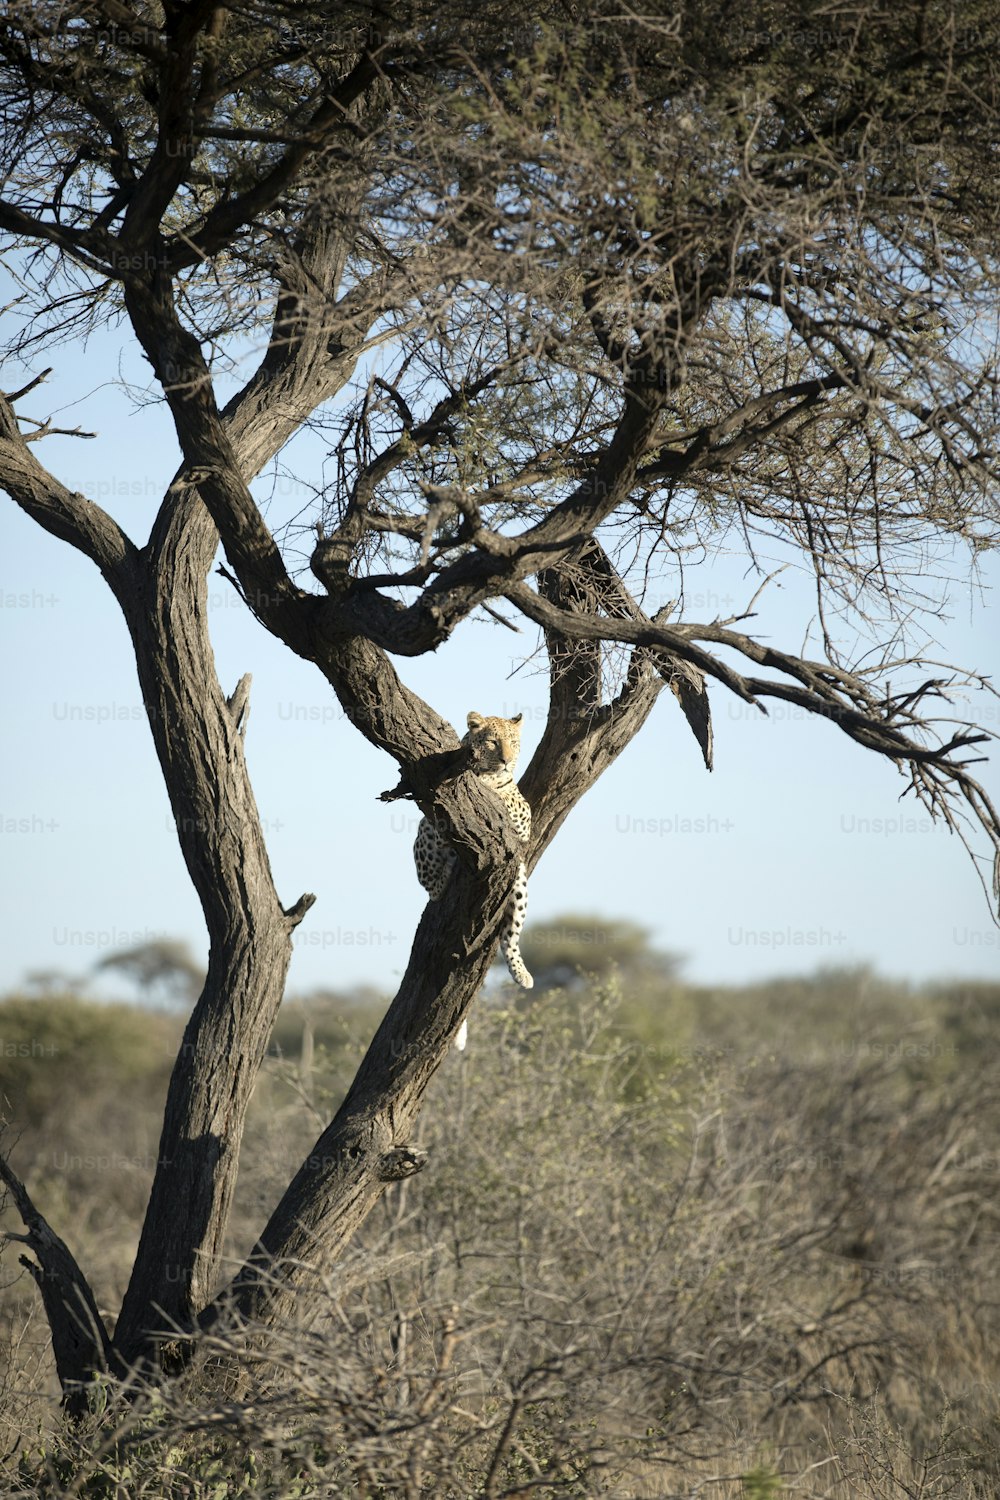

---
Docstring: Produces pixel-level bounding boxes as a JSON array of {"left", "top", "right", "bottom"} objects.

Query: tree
[
  {"left": 518, "top": 914, "right": 680, "bottom": 992},
  {"left": 94, "top": 938, "right": 205, "bottom": 1008},
  {"left": 1, "top": 0, "right": 999, "bottom": 1411}
]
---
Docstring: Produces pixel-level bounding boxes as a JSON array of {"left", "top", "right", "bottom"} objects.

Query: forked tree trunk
[
  {"left": 0, "top": 265, "right": 674, "bottom": 1400},
  {"left": 217, "top": 624, "right": 669, "bottom": 1334},
  {"left": 0, "top": 495, "right": 668, "bottom": 1394}
]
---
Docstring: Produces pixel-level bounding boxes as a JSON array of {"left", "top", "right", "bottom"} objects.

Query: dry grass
[{"left": 1, "top": 968, "right": 998, "bottom": 1496}]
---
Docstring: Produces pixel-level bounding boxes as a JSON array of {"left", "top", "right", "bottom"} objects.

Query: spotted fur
[{"left": 413, "top": 711, "right": 533, "bottom": 991}]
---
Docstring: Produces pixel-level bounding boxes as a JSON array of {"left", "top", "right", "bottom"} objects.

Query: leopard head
[{"left": 465, "top": 711, "right": 523, "bottom": 772}]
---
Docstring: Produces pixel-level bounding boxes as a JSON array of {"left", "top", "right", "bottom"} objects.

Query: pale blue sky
[{"left": 2, "top": 321, "right": 999, "bottom": 1001}]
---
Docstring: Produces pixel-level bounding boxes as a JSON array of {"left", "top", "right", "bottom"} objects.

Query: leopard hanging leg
[{"left": 499, "top": 860, "right": 533, "bottom": 989}]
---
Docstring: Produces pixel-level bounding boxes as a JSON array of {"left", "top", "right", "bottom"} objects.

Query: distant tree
[
  {"left": 21, "top": 969, "right": 86, "bottom": 998},
  {"left": 519, "top": 914, "right": 681, "bottom": 991},
  {"left": 94, "top": 938, "right": 205, "bottom": 1008},
  {"left": 1, "top": 0, "right": 999, "bottom": 1411}
]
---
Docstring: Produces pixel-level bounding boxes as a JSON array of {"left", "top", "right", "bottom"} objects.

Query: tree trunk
[
  {"left": 207, "top": 566, "right": 670, "bottom": 1335},
  {"left": 111, "top": 507, "right": 314, "bottom": 1367}
]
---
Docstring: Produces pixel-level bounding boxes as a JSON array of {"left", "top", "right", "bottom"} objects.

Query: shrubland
[{"left": 2, "top": 927, "right": 997, "bottom": 1497}]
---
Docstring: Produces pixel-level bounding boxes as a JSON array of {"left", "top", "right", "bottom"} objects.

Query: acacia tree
[{"left": 1, "top": 0, "right": 999, "bottom": 1406}]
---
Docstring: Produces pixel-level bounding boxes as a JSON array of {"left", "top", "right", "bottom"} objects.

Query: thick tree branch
[
  {"left": 122, "top": 277, "right": 311, "bottom": 632},
  {"left": 637, "top": 370, "right": 849, "bottom": 481},
  {"left": 0, "top": 199, "right": 115, "bottom": 276},
  {"left": 164, "top": 49, "right": 384, "bottom": 271},
  {"left": 540, "top": 538, "right": 714, "bottom": 771},
  {"left": 506, "top": 584, "right": 1000, "bottom": 909},
  {"left": 0, "top": 1144, "right": 112, "bottom": 1407},
  {"left": 506, "top": 582, "right": 758, "bottom": 704},
  {"left": 318, "top": 386, "right": 672, "bottom": 655},
  {"left": 0, "top": 390, "right": 137, "bottom": 590},
  {"left": 119, "top": 2, "right": 228, "bottom": 250}
]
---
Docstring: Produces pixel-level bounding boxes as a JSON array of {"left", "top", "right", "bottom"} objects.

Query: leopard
[{"left": 413, "top": 712, "right": 534, "bottom": 1010}]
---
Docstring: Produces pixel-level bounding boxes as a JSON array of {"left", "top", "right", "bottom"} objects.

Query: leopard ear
[
  {"left": 466, "top": 712, "right": 485, "bottom": 729},
  {"left": 510, "top": 713, "right": 523, "bottom": 725}
]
